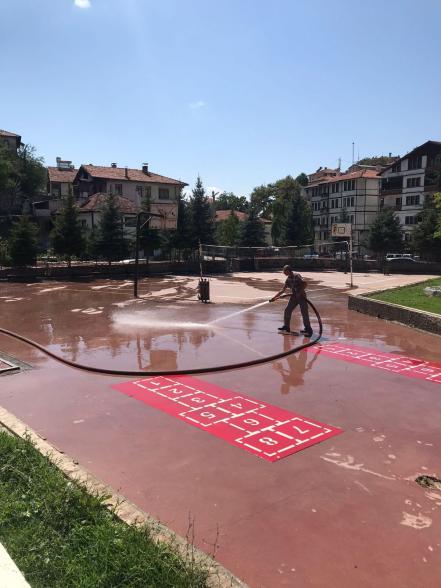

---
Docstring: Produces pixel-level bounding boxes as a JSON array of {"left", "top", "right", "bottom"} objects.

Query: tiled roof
[
  {"left": 47, "top": 167, "right": 77, "bottom": 183},
  {"left": 80, "top": 165, "right": 187, "bottom": 186},
  {"left": 308, "top": 169, "right": 379, "bottom": 186},
  {"left": 0, "top": 129, "right": 20, "bottom": 138},
  {"left": 380, "top": 140, "right": 441, "bottom": 174},
  {"left": 78, "top": 193, "right": 139, "bottom": 214},
  {"left": 215, "top": 209, "right": 247, "bottom": 222}
]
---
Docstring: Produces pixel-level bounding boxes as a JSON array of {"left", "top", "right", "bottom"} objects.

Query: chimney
[
  {"left": 389, "top": 152, "right": 392, "bottom": 157},
  {"left": 111, "top": 162, "right": 117, "bottom": 168},
  {"left": 142, "top": 163, "right": 149, "bottom": 174},
  {"left": 124, "top": 166, "right": 129, "bottom": 179}
]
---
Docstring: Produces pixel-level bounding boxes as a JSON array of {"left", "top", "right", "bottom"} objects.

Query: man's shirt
[{"left": 285, "top": 273, "right": 306, "bottom": 297}]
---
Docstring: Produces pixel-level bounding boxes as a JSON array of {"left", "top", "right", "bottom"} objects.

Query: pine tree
[
  {"left": 190, "top": 176, "right": 214, "bottom": 247},
  {"left": 97, "top": 194, "right": 128, "bottom": 264},
  {"left": 216, "top": 210, "right": 241, "bottom": 246},
  {"left": 240, "top": 207, "right": 267, "bottom": 247},
  {"left": 282, "top": 193, "right": 313, "bottom": 246},
  {"left": 51, "top": 186, "right": 84, "bottom": 266},
  {"left": 165, "top": 194, "right": 193, "bottom": 259},
  {"left": 8, "top": 215, "right": 39, "bottom": 267},
  {"left": 369, "top": 208, "right": 403, "bottom": 257}
]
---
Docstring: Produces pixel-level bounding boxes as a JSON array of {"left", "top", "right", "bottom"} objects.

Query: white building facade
[
  {"left": 379, "top": 141, "right": 441, "bottom": 244},
  {"left": 303, "top": 166, "right": 381, "bottom": 255}
]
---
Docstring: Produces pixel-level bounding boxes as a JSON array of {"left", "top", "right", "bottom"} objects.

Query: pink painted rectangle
[
  {"left": 112, "top": 376, "right": 342, "bottom": 462},
  {"left": 309, "top": 342, "right": 441, "bottom": 385}
]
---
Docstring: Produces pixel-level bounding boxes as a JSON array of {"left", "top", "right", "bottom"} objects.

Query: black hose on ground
[{"left": 0, "top": 299, "right": 322, "bottom": 377}]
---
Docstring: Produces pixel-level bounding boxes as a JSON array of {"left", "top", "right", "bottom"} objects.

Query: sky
[{"left": 1, "top": 0, "right": 441, "bottom": 197}]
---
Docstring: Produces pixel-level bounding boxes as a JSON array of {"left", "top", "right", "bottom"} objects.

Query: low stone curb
[
  {"left": 0, "top": 406, "right": 248, "bottom": 588},
  {"left": 348, "top": 293, "right": 441, "bottom": 336},
  {"left": 0, "top": 542, "right": 31, "bottom": 588}
]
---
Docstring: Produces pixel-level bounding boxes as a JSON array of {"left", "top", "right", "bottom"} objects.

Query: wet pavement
[{"left": 0, "top": 271, "right": 440, "bottom": 587}]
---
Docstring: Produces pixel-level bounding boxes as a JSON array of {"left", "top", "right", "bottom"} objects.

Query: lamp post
[{"left": 134, "top": 211, "right": 163, "bottom": 298}]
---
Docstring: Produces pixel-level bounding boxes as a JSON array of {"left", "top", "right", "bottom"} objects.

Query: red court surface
[
  {"left": 113, "top": 375, "right": 342, "bottom": 461},
  {"left": 0, "top": 272, "right": 440, "bottom": 588},
  {"left": 309, "top": 342, "right": 441, "bottom": 384}
]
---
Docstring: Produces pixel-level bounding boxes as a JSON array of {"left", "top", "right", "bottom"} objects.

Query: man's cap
[{"left": 283, "top": 265, "right": 292, "bottom": 272}]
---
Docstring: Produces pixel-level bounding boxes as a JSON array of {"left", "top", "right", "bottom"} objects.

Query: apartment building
[
  {"left": 0, "top": 129, "right": 22, "bottom": 152},
  {"left": 379, "top": 140, "right": 441, "bottom": 243},
  {"left": 47, "top": 157, "right": 76, "bottom": 197},
  {"left": 74, "top": 163, "right": 187, "bottom": 229},
  {"left": 303, "top": 166, "right": 381, "bottom": 254}
]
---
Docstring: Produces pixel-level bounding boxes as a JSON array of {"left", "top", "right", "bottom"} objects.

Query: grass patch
[
  {"left": 0, "top": 431, "right": 209, "bottom": 587},
  {"left": 368, "top": 278, "right": 441, "bottom": 315}
]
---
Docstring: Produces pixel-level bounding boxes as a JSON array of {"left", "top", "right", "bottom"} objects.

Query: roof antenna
[{"left": 352, "top": 141, "right": 355, "bottom": 165}]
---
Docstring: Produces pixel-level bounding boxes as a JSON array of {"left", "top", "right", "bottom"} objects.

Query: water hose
[{"left": 0, "top": 298, "right": 322, "bottom": 377}]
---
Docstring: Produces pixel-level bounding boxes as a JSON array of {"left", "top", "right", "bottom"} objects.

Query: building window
[
  {"left": 391, "top": 162, "right": 401, "bottom": 173},
  {"left": 159, "top": 188, "right": 170, "bottom": 200},
  {"left": 404, "top": 216, "right": 421, "bottom": 225},
  {"left": 124, "top": 216, "right": 137, "bottom": 228},
  {"left": 114, "top": 183, "right": 122, "bottom": 195},
  {"left": 408, "top": 156, "right": 422, "bottom": 170},
  {"left": 350, "top": 215, "right": 354, "bottom": 224},
  {"left": 136, "top": 185, "right": 143, "bottom": 197},
  {"left": 406, "top": 177, "right": 421, "bottom": 188},
  {"left": 80, "top": 219, "right": 87, "bottom": 228},
  {"left": 404, "top": 232, "right": 412, "bottom": 242},
  {"left": 343, "top": 196, "right": 355, "bottom": 207},
  {"left": 51, "top": 183, "right": 61, "bottom": 197},
  {"left": 395, "top": 197, "right": 402, "bottom": 209},
  {"left": 405, "top": 194, "right": 420, "bottom": 206}
]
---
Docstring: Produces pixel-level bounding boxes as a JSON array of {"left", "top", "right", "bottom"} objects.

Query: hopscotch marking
[
  {"left": 308, "top": 342, "right": 441, "bottom": 385},
  {"left": 112, "top": 376, "right": 342, "bottom": 462}
]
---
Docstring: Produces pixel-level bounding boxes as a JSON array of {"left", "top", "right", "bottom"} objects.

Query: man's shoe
[
  {"left": 300, "top": 329, "right": 313, "bottom": 337},
  {"left": 278, "top": 325, "right": 290, "bottom": 332}
]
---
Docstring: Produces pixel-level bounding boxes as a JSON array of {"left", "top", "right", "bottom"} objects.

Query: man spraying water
[{"left": 269, "top": 265, "right": 313, "bottom": 337}]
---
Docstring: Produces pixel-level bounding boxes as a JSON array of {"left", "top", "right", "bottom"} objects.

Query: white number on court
[
  {"left": 244, "top": 418, "right": 259, "bottom": 426},
  {"left": 191, "top": 397, "right": 205, "bottom": 403},
  {"left": 259, "top": 437, "right": 278, "bottom": 446},
  {"left": 231, "top": 402, "right": 244, "bottom": 409},
  {"left": 201, "top": 412, "right": 216, "bottom": 419},
  {"left": 291, "top": 425, "right": 310, "bottom": 435}
]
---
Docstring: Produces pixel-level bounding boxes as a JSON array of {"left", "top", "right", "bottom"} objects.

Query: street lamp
[{"left": 134, "top": 210, "right": 163, "bottom": 298}]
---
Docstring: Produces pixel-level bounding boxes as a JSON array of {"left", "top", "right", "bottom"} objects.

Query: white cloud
[
  {"left": 189, "top": 100, "right": 206, "bottom": 109},
  {"left": 74, "top": 0, "right": 91, "bottom": 8}
]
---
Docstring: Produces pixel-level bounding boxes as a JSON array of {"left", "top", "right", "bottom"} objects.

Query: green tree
[
  {"left": 270, "top": 176, "right": 312, "bottom": 246},
  {"left": 357, "top": 155, "right": 398, "bottom": 167},
  {"left": 8, "top": 216, "right": 39, "bottom": 267},
  {"left": 216, "top": 210, "right": 241, "bottom": 246},
  {"left": 16, "top": 145, "right": 46, "bottom": 199},
  {"left": 368, "top": 208, "right": 403, "bottom": 257},
  {"left": 412, "top": 203, "right": 441, "bottom": 260},
  {"left": 51, "top": 187, "right": 84, "bottom": 266},
  {"left": 0, "top": 143, "right": 46, "bottom": 213},
  {"left": 190, "top": 176, "right": 214, "bottom": 246},
  {"left": 214, "top": 192, "right": 249, "bottom": 212},
  {"left": 85, "top": 227, "right": 100, "bottom": 263},
  {"left": 282, "top": 193, "right": 313, "bottom": 246},
  {"left": 249, "top": 183, "right": 276, "bottom": 219},
  {"left": 295, "top": 172, "right": 308, "bottom": 186},
  {"left": 240, "top": 208, "right": 266, "bottom": 247},
  {"left": 97, "top": 194, "right": 128, "bottom": 264}
]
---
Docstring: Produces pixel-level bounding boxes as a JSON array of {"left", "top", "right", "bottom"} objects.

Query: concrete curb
[
  {"left": 348, "top": 293, "right": 441, "bottom": 336},
  {"left": 0, "top": 407, "right": 248, "bottom": 588},
  {"left": 0, "top": 542, "right": 31, "bottom": 588}
]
